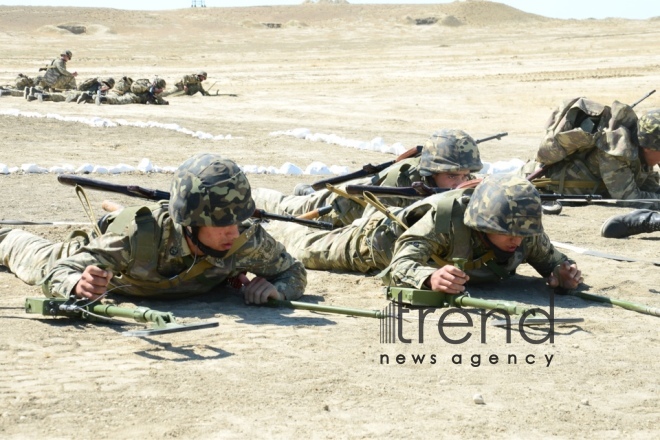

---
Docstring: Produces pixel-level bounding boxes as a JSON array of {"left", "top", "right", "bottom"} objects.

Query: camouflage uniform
[
  {"left": 0, "top": 154, "right": 306, "bottom": 300},
  {"left": 39, "top": 51, "right": 77, "bottom": 91},
  {"left": 253, "top": 129, "right": 483, "bottom": 227},
  {"left": 101, "top": 78, "right": 168, "bottom": 105},
  {"left": 264, "top": 175, "right": 569, "bottom": 289},
  {"left": 62, "top": 77, "right": 115, "bottom": 103},
  {"left": 385, "top": 174, "right": 570, "bottom": 288},
  {"left": 0, "top": 74, "right": 38, "bottom": 97},
  {"left": 531, "top": 99, "right": 660, "bottom": 200},
  {"left": 161, "top": 71, "right": 209, "bottom": 97}
]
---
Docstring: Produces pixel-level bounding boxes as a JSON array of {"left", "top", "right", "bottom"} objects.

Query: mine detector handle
[
  {"left": 310, "top": 145, "right": 423, "bottom": 191},
  {"left": 24, "top": 297, "right": 219, "bottom": 337},
  {"left": 57, "top": 174, "right": 334, "bottom": 230},
  {"left": 385, "top": 287, "right": 533, "bottom": 316}
]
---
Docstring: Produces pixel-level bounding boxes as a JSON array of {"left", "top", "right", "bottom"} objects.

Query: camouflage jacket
[
  {"left": 49, "top": 58, "right": 74, "bottom": 79},
  {"left": 176, "top": 74, "right": 203, "bottom": 88},
  {"left": 383, "top": 191, "right": 569, "bottom": 289},
  {"left": 544, "top": 147, "right": 660, "bottom": 199},
  {"left": 41, "top": 202, "right": 307, "bottom": 300}
]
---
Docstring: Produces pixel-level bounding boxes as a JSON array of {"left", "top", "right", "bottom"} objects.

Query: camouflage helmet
[
  {"left": 153, "top": 78, "right": 166, "bottom": 89},
  {"left": 61, "top": 50, "right": 72, "bottom": 58},
  {"left": 419, "top": 129, "right": 483, "bottom": 176},
  {"left": 101, "top": 77, "right": 115, "bottom": 88},
  {"left": 637, "top": 109, "right": 660, "bottom": 151},
  {"left": 464, "top": 174, "right": 543, "bottom": 237},
  {"left": 197, "top": 71, "right": 208, "bottom": 79},
  {"left": 169, "top": 153, "right": 255, "bottom": 227}
]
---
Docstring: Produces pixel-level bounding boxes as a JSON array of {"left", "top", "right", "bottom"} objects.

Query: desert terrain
[{"left": 0, "top": 2, "right": 658, "bottom": 438}]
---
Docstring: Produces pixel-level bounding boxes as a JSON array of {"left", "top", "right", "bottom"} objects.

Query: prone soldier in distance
[
  {"left": 98, "top": 78, "right": 169, "bottom": 105},
  {"left": 253, "top": 128, "right": 485, "bottom": 227},
  {"left": 0, "top": 153, "right": 307, "bottom": 304},
  {"left": 161, "top": 71, "right": 210, "bottom": 97}
]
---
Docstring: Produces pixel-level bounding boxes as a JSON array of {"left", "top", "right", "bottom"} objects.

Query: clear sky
[{"left": 0, "top": 0, "right": 658, "bottom": 20}]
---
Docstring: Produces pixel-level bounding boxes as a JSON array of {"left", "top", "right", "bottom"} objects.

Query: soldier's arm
[
  {"left": 639, "top": 171, "right": 660, "bottom": 194},
  {"left": 237, "top": 224, "right": 307, "bottom": 300},
  {"left": 525, "top": 233, "right": 572, "bottom": 278},
  {"left": 40, "top": 233, "right": 131, "bottom": 298},
  {"left": 598, "top": 153, "right": 660, "bottom": 199},
  {"left": 54, "top": 59, "right": 73, "bottom": 77},
  {"left": 386, "top": 210, "right": 449, "bottom": 289}
]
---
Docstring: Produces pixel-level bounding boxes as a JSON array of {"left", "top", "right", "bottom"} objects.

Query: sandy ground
[{"left": 0, "top": 3, "right": 659, "bottom": 439}]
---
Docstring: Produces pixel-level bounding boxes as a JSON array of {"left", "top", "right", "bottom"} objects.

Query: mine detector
[{"left": 22, "top": 174, "right": 659, "bottom": 336}]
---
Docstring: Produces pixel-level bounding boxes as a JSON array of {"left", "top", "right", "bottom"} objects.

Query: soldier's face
[
  {"left": 486, "top": 233, "right": 523, "bottom": 253},
  {"left": 196, "top": 225, "right": 240, "bottom": 251},
  {"left": 641, "top": 147, "right": 660, "bottom": 167},
  {"left": 432, "top": 171, "right": 470, "bottom": 189}
]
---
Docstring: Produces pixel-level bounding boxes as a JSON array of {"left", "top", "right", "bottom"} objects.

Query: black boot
[
  {"left": 77, "top": 92, "right": 93, "bottom": 104},
  {"left": 601, "top": 209, "right": 660, "bottom": 238}
]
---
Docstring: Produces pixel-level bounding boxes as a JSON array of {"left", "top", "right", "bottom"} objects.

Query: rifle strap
[
  {"left": 325, "top": 184, "right": 368, "bottom": 208},
  {"left": 74, "top": 186, "right": 102, "bottom": 238}
]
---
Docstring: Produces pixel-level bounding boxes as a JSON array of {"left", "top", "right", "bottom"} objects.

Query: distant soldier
[
  {"left": 99, "top": 78, "right": 169, "bottom": 105},
  {"left": 33, "top": 49, "right": 78, "bottom": 93},
  {"left": 0, "top": 73, "right": 39, "bottom": 97},
  {"left": 27, "top": 77, "right": 115, "bottom": 103},
  {"left": 253, "top": 129, "right": 483, "bottom": 227},
  {"left": 526, "top": 99, "right": 660, "bottom": 205},
  {"left": 263, "top": 174, "right": 583, "bottom": 292},
  {"left": 161, "top": 71, "right": 210, "bottom": 97}
]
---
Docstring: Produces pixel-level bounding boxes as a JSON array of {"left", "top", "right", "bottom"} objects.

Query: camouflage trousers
[
  {"left": 252, "top": 187, "right": 366, "bottom": 228},
  {"left": 0, "top": 229, "right": 86, "bottom": 287},
  {"left": 103, "top": 92, "right": 143, "bottom": 105},
  {"left": 0, "top": 87, "right": 24, "bottom": 97},
  {"left": 161, "top": 83, "right": 205, "bottom": 97},
  {"left": 39, "top": 75, "right": 76, "bottom": 92},
  {"left": 263, "top": 213, "right": 397, "bottom": 273}
]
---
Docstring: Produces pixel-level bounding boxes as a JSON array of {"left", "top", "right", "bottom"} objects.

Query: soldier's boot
[
  {"left": 77, "top": 92, "right": 93, "bottom": 104},
  {"left": 294, "top": 183, "right": 315, "bottom": 196},
  {"left": 24, "top": 87, "right": 32, "bottom": 100},
  {"left": 37, "top": 92, "right": 49, "bottom": 102},
  {"left": 600, "top": 209, "right": 660, "bottom": 238},
  {"left": 27, "top": 94, "right": 39, "bottom": 102}
]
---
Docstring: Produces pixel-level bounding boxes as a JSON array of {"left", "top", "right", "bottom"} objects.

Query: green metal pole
[
  {"left": 570, "top": 291, "right": 660, "bottom": 317},
  {"left": 268, "top": 299, "right": 385, "bottom": 319}
]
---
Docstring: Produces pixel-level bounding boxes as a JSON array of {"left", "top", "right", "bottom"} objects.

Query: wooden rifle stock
[{"left": 310, "top": 145, "right": 423, "bottom": 191}]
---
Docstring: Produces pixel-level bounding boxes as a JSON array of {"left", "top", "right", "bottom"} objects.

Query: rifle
[
  {"left": 25, "top": 296, "right": 218, "bottom": 337},
  {"left": 311, "top": 132, "right": 509, "bottom": 191},
  {"left": 528, "top": 89, "right": 656, "bottom": 181},
  {"left": 311, "top": 145, "right": 423, "bottom": 191},
  {"left": 346, "top": 182, "right": 604, "bottom": 203},
  {"left": 57, "top": 174, "right": 334, "bottom": 231}
]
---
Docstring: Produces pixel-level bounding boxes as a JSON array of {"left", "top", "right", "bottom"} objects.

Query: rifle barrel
[
  {"left": 59, "top": 175, "right": 332, "bottom": 229},
  {"left": 475, "top": 132, "right": 508, "bottom": 144}
]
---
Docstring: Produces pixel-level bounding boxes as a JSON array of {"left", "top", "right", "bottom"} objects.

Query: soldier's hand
[
  {"left": 238, "top": 273, "right": 282, "bottom": 304},
  {"left": 426, "top": 266, "right": 469, "bottom": 294},
  {"left": 547, "top": 261, "right": 583, "bottom": 290},
  {"left": 74, "top": 265, "right": 113, "bottom": 300}
]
